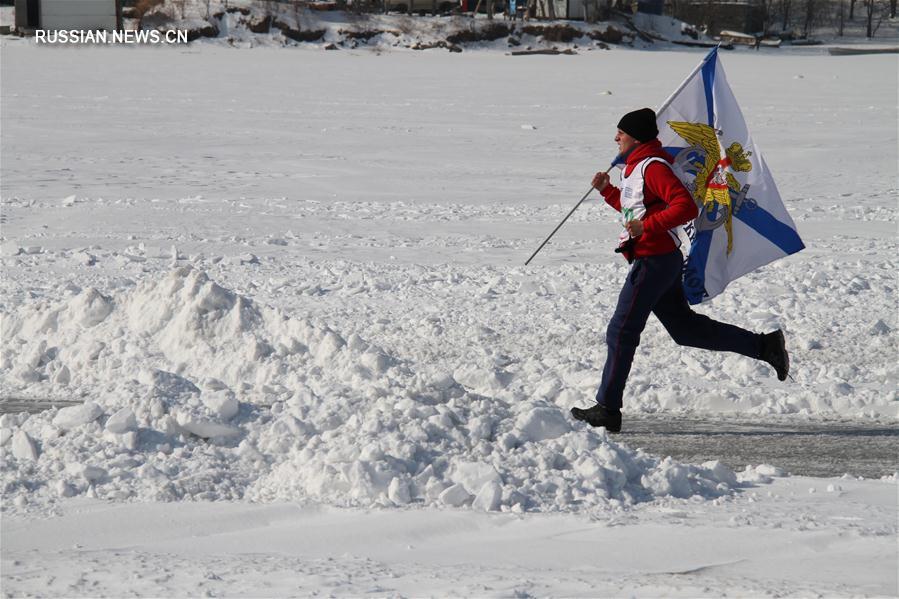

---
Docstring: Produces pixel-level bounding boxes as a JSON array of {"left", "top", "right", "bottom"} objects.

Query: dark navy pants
[{"left": 596, "top": 250, "right": 763, "bottom": 411}]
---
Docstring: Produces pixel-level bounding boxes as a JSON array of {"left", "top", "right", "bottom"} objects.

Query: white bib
[{"left": 617, "top": 157, "right": 684, "bottom": 249}]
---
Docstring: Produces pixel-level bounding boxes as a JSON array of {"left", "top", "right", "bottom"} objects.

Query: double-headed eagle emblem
[{"left": 667, "top": 121, "right": 753, "bottom": 255}]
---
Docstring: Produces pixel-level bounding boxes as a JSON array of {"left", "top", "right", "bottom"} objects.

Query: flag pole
[{"left": 524, "top": 161, "right": 616, "bottom": 266}]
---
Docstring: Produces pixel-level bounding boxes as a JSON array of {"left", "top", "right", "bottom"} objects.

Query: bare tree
[
  {"left": 801, "top": 0, "right": 817, "bottom": 36},
  {"left": 865, "top": 0, "right": 874, "bottom": 35},
  {"left": 837, "top": 0, "right": 845, "bottom": 34},
  {"left": 849, "top": 0, "right": 857, "bottom": 18},
  {"left": 890, "top": 0, "right": 897, "bottom": 18},
  {"left": 758, "top": 0, "right": 776, "bottom": 34},
  {"left": 703, "top": 0, "right": 718, "bottom": 34},
  {"left": 780, "top": 0, "right": 792, "bottom": 30},
  {"left": 865, "top": 0, "right": 886, "bottom": 35}
]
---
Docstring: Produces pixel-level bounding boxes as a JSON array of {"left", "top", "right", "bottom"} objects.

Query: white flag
[{"left": 654, "top": 47, "right": 804, "bottom": 304}]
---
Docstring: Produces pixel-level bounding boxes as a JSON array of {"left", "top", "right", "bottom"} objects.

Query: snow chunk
[
  {"left": 105, "top": 407, "right": 137, "bottom": 435},
  {"left": 388, "top": 477, "right": 411, "bottom": 505},
  {"left": 11, "top": 431, "right": 39, "bottom": 461},
  {"left": 75, "top": 252, "right": 97, "bottom": 266},
  {"left": 316, "top": 330, "right": 346, "bottom": 360},
  {"left": 642, "top": 459, "right": 694, "bottom": 498},
  {"left": 702, "top": 460, "right": 738, "bottom": 486},
  {"left": 449, "top": 461, "right": 501, "bottom": 494},
  {"left": 429, "top": 372, "right": 456, "bottom": 391},
  {"left": 439, "top": 483, "right": 472, "bottom": 507},
  {"left": 473, "top": 481, "right": 502, "bottom": 512},
  {"left": 514, "top": 407, "right": 570, "bottom": 442},
  {"left": 453, "top": 365, "right": 510, "bottom": 395},
  {"left": 175, "top": 411, "right": 240, "bottom": 439},
  {"left": 360, "top": 349, "right": 391, "bottom": 375},
  {"left": 141, "top": 369, "right": 200, "bottom": 402},
  {"left": 52, "top": 402, "right": 103, "bottom": 430},
  {"left": 66, "top": 463, "right": 107, "bottom": 483},
  {"left": 738, "top": 464, "right": 788, "bottom": 484},
  {"left": 70, "top": 288, "right": 113, "bottom": 327},
  {"left": 755, "top": 464, "right": 787, "bottom": 477},
  {"left": 55, "top": 480, "right": 77, "bottom": 497},
  {"left": 54, "top": 365, "right": 71, "bottom": 386},
  {"left": 202, "top": 390, "right": 239, "bottom": 421}
]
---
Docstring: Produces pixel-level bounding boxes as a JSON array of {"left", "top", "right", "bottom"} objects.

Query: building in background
[
  {"left": 672, "top": 0, "right": 765, "bottom": 35},
  {"left": 15, "top": 0, "right": 122, "bottom": 32}
]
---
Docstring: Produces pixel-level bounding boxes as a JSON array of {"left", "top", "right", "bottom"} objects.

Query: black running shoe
[
  {"left": 761, "top": 329, "right": 790, "bottom": 381},
  {"left": 570, "top": 404, "right": 622, "bottom": 433}
]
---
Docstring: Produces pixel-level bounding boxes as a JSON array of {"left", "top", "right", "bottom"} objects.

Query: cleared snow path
[{"left": 622, "top": 417, "right": 899, "bottom": 478}]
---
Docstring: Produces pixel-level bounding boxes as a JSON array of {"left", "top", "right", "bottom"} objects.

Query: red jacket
[{"left": 600, "top": 139, "right": 698, "bottom": 260}]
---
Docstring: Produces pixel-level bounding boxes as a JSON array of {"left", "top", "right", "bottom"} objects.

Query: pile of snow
[
  {"left": 246, "top": 393, "right": 741, "bottom": 511},
  {"left": 2, "top": 269, "right": 752, "bottom": 514},
  {"left": 2, "top": 266, "right": 398, "bottom": 406}
]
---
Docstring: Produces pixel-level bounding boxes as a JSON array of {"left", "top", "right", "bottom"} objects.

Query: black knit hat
[{"left": 617, "top": 108, "right": 659, "bottom": 143}]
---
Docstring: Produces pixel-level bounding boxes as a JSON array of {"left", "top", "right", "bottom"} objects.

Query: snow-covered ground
[
  {"left": 1, "top": 33, "right": 897, "bottom": 597},
  {"left": 4, "top": 474, "right": 897, "bottom": 597}
]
